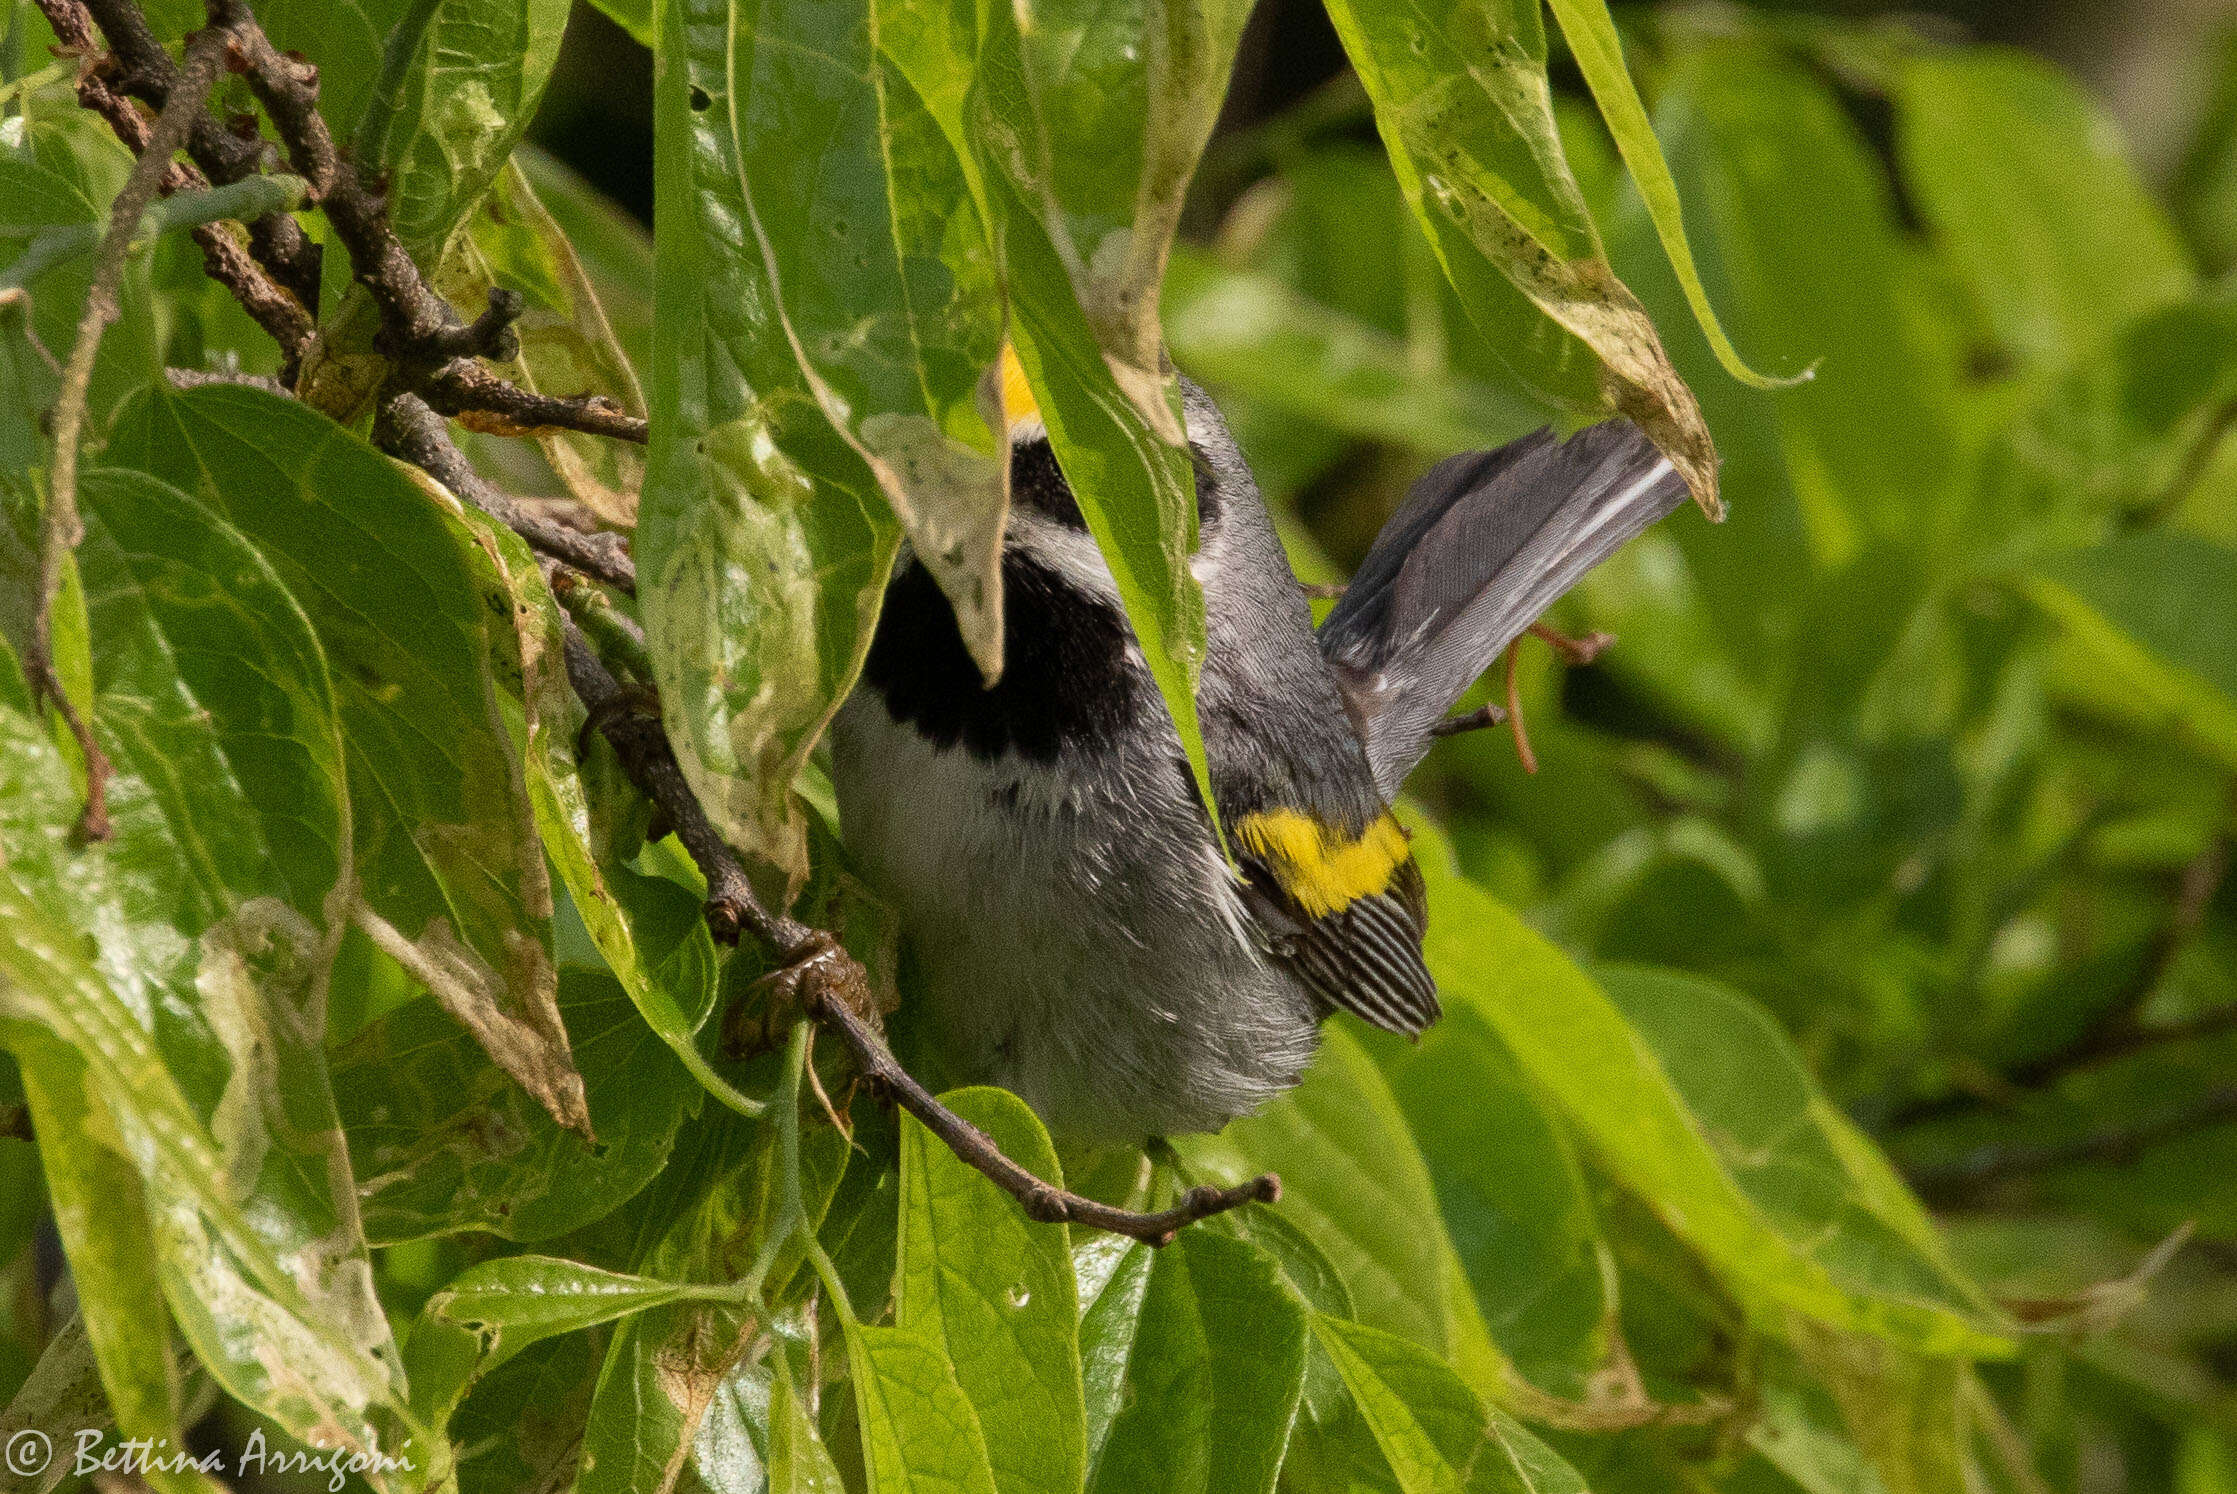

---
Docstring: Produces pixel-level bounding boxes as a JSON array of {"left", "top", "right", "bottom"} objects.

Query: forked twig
[
  {"left": 32, "top": 19, "right": 229, "bottom": 840},
  {"left": 807, "top": 986, "right": 1279, "bottom": 1246}
]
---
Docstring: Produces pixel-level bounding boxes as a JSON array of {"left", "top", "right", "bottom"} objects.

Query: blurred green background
[{"left": 529, "top": 0, "right": 2237, "bottom": 1485}]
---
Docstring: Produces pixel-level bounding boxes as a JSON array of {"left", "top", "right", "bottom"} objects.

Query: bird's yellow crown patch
[
  {"left": 1235, "top": 809, "right": 1410, "bottom": 919},
  {"left": 999, "top": 344, "right": 1040, "bottom": 431}
]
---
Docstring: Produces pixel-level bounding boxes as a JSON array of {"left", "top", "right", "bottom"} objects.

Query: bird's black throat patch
[{"left": 863, "top": 545, "right": 1142, "bottom": 763}]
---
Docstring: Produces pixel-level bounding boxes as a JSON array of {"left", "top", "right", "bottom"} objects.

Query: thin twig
[
  {"left": 1890, "top": 816, "right": 2233, "bottom": 1129},
  {"left": 1907, "top": 1087, "right": 2237, "bottom": 1206},
  {"left": 424, "top": 361, "right": 649, "bottom": 445},
  {"left": 555, "top": 612, "right": 794, "bottom": 952},
  {"left": 809, "top": 986, "right": 1279, "bottom": 1246},
  {"left": 1431, "top": 702, "right": 1507, "bottom": 738},
  {"left": 375, "top": 393, "right": 637, "bottom": 592},
  {"left": 37, "top": 0, "right": 316, "bottom": 368},
  {"left": 34, "top": 20, "right": 228, "bottom": 841}
]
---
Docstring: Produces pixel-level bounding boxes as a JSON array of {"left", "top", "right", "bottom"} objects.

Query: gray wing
[{"left": 1317, "top": 421, "right": 1688, "bottom": 798}]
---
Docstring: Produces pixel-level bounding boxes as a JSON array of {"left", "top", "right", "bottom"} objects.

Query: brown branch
[
  {"left": 809, "top": 982, "right": 1279, "bottom": 1246},
  {"left": 208, "top": 0, "right": 459, "bottom": 354},
  {"left": 374, "top": 393, "right": 637, "bottom": 592},
  {"left": 1431, "top": 702, "right": 1507, "bottom": 738},
  {"left": 425, "top": 361, "right": 650, "bottom": 445},
  {"left": 69, "top": 0, "right": 323, "bottom": 322},
  {"left": 39, "top": 0, "right": 315, "bottom": 367},
  {"left": 34, "top": 20, "right": 229, "bottom": 841}
]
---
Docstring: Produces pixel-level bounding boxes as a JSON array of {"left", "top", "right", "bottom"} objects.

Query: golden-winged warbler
[{"left": 831, "top": 354, "right": 1686, "bottom": 1143}]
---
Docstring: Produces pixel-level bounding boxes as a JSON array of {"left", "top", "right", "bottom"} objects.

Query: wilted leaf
[
  {"left": 727, "top": 0, "right": 1010, "bottom": 676},
  {"left": 1323, "top": 0, "right": 1721, "bottom": 513},
  {"left": 642, "top": 0, "right": 899, "bottom": 887},
  {"left": 109, "top": 384, "right": 591, "bottom": 1137},
  {"left": 1544, "top": 0, "right": 1794, "bottom": 393}
]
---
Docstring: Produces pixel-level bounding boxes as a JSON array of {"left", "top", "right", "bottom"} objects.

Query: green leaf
[
  {"left": 1653, "top": 40, "right": 1964, "bottom": 564},
  {"left": 842, "top": 1318, "right": 1001, "bottom": 1494},
  {"left": 1078, "top": 1229, "right": 1306, "bottom": 1494},
  {"left": 0, "top": 473, "right": 426, "bottom": 1480},
  {"left": 2026, "top": 531, "right": 2237, "bottom": 770},
  {"left": 515, "top": 146, "right": 655, "bottom": 376},
  {"left": 1360, "top": 1015, "right": 1607, "bottom": 1393},
  {"left": 109, "top": 383, "right": 592, "bottom": 1138},
  {"left": 1321, "top": 0, "right": 1721, "bottom": 512},
  {"left": 1896, "top": 48, "right": 2194, "bottom": 371},
  {"left": 77, "top": 469, "right": 347, "bottom": 922},
  {"left": 354, "top": 0, "right": 574, "bottom": 260},
  {"left": 430, "top": 1257, "right": 730, "bottom": 1371},
  {"left": 896, "top": 1089, "right": 1085, "bottom": 1494},
  {"left": 333, "top": 969, "right": 696, "bottom": 1244},
  {"left": 1597, "top": 965, "right": 2005, "bottom": 1339},
  {"left": 1179, "top": 1026, "right": 1501, "bottom": 1382},
  {"left": 9, "top": 1032, "right": 207, "bottom": 1494},
  {"left": 1311, "top": 1314, "right": 1589, "bottom": 1494},
  {"left": 0, "top": 796, "right": 429, "bottom": 1484},
  {"left": 726, "top": 0, "right": 1009, "bottom": 676},
  {"left": 1542, "top": 0, "right": 1795, "bottom": 391},
  {"left": 1405, "top": 817, "right": 2013, "bottom": 1357},
  {"left": 1162, "top": 246, "right": 1542, "bottom": 456},
  {"left": 642, "top": 0, "right": 899, "bottom": 886}
]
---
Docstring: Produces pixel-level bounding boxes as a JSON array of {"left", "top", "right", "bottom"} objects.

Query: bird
[{"left": 829, "top": 351, "right": 1689, "bottom": 1144}]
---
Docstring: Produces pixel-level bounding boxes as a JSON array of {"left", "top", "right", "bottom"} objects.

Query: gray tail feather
[{"left": 1318, "top": 419, "right": 1688, "bottom": 798}]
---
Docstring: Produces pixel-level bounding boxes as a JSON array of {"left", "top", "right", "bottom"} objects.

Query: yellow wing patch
[
  {"left": 999, "top": 344, "right": 1040, "bottom": 431},
  {"left": 1235, "top": 809, "right": 1411, "bottom": 919}
]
